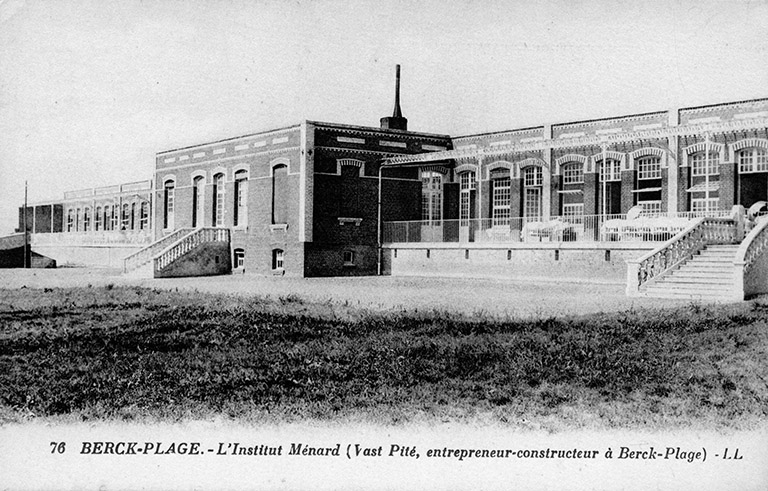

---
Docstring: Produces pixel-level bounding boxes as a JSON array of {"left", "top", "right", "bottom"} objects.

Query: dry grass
[{"left": 1, "top": 285, "right": 767, "bottom": 431}]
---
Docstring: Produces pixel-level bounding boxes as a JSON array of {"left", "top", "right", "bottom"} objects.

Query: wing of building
[{"left": 13, "top": 68, "right": 768, "bottom": 300}]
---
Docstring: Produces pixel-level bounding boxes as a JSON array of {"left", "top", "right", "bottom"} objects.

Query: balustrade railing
[
  {"left": 736, "top": 216, "right": 768, "bottom": 272},
  {"left": 626, "top": 217, "right": 739, "bottom": 295},
  {"left": 123, "top": 228, "right": 193, "bottom": 272},
  {"left": 33, "top": 230, "right": 152, "bottom": 246},
  {"left": 154, "top": 228, "right": 230, "bottom": 272}
]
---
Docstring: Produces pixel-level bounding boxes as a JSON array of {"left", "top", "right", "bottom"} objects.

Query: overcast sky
[{"left": 1, "top": 0, "right": 766, "bottom": 235}]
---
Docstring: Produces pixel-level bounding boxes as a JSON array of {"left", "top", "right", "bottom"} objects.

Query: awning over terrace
[{"left": 686, "top": 182, "right": 720, "bottom": 193}]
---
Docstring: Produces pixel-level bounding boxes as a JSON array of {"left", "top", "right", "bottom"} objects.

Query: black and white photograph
[{"left": 1, "top": 0, "right": 767, "bottom": 489}]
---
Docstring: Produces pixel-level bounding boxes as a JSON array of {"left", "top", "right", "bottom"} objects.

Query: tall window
[
  {"left": 75, "top": 208, "right": 82, "bottom": 231},
  {"left": 212, "top": 173, "right": 225, "bottom": 227},
  {"left": 272, "top": 164, "right": 288, "bottom": 224},
  {"left": 83, "top": 207, "right": 91, "bottom": 232},
  {"left": 95, "top": 206, "right": 102, "bottom": 231},
  {"left": 599, "top": 159, "right": 621, "bottom": 182},
  {"left": 130, "top": 203, "right": 136, "bottom": 230},
  {"left": 103, "top": 206, "right": 111, "bottom": 231},
  {"left": 110, "top": 205, "right": 118, "bottom": 231},
  {"left": 691, "top": 152, "right": 719, "bottom": 176},
  {"left": 562, "top": 203, "right": 584, "bottom": 222},
  {"left": 562, "top": 163, "right": 583, "bottom": 184},
  {"left": 163, "top": 180, "right": 175, "bottom": 229},
  {"left": 66, "top": 209, "right": 74, "bottom": 232},
  {"left": 121, "top": 203, "right": 130, "bottom": 230},
  {"left": 523, "top": 166, "right": 542, "bottom": 222},
  {"left": 192, "top": 176, "right": 204, "bottom": 228},
  {"left": 459, "top": 171, "right": 475, "bottom": 226},
  {"left": 738, "top": 148, "right": 768, "bottom": 173},
  {"left": 234, "top": 170, "right": 248, "bottom": 227},
  {"left": 272, "top": 249, "right": 284, "bottom": 270},
  {"left": 491, "top": 170, "right": 511, "bottom": 226},
  {"left": 140, "top": 202, "right": 149, "bottom": 230},
  {"left": 421, "top": 171, "right": 442, "bottom": 223},
  {"left": 637, "top": 156, "right": 661, "bottom": 180},
  {"left": 233, "top": 248, "right": 245, "bottom": 269}
]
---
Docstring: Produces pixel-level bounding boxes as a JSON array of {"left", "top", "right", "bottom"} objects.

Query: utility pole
[{"left": 23, "top": 181, "right": 29, "bottom": 268}]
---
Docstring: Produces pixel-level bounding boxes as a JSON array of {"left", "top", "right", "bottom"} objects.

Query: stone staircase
[{"left": 641, "top": 244, "right": 739, "bottom": 301}]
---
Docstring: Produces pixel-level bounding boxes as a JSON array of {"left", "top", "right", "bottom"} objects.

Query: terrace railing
[
  {"left": 734, "top": 215, "right": 768, "bottom": 298},
  {"left": 33, "top": 230, "right": 152, "bottom": 246},
  {"left": 123, "top": 228, "right": 193, "bottom": 272},
  {"left": 382, "top": 210, "right": 733, "bottom": 245},
  {"left": 154, "top": 227, "right": 230, "bottom": 273},
  {"left": 625, "top": 217, "right": 740, "bottom": 295}
]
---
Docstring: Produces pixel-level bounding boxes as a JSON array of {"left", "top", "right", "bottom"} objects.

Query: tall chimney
[{"left": 380, "top": 64, "right": 408, "bottom": 131}]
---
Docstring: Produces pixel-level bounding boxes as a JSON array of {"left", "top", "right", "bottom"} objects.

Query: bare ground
[{"left": 0, "top": 267, "right": 714, "bottom": 318}]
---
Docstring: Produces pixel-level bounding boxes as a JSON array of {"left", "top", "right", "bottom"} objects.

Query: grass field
[{"left": 1, "top": 285, "right": 767, "bottom": 431}]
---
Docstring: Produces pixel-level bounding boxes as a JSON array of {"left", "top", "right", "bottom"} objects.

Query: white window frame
[
  {"left": 738, "top": 148, "right": 768, "bottom": 174},
  {"left": 213, "top": 173, "right": 225, "bottom": 227},
  {"left": 421, "top": 171, "right": 442, "bottom": 224},
  {"left": 492, "top": 176, "right": 511, "bottom": 226},
  {"left": 459, "top": 171, "right": 475, "bottom": 226},
  {"left": 343, "top": 250, "right": 355, "bottom": 266},
  {"left": 234, "top": 171, "right": 248, "bottom": 227},
  {"left": 691, "top": 152, "right": 719, "bottom": 177},
  {"left": 561, "top": 163, "right": 583, "bottom": 184},
  {"left": 691, "top": 197, "right": 719, "bottom": 214},
  {"left": 638, "top": 200, "right": 662, "bottom": 214},
  {"left": 599, "top": 159, "right": 621, "bottom": 182},
  {"left": 637, "top": 156, "right": 662, "bottom": 180},
  {"left": 272, "top": 249, "right": 284, "bottom": 270}
]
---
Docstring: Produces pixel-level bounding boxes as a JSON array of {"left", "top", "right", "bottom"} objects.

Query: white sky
[{"left": 1, "top": 0, "right": 766, "bottom": 235}]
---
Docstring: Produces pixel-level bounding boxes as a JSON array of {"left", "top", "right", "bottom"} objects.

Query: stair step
[
  {"left": 670, "top": 272, "right": 733, "bottom": 280},
  {"left": 639, "top": 291, "right": 736, "bottom": 301},
  {"left": 646, "top": 285, "right": 732, "bottom": 294},
  {"left": 662, "top": 276, "right": 733, "bottom": 285}
]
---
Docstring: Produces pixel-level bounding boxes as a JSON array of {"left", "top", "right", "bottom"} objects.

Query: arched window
[
  {"left": 459, "top": 171, "right": 475, "bottom": 227},
  {"left": 234, "top": 170, "right": 248, "bottom": 227},
  {"left": 272, "top": 164, "right": 288, "bottom": 224},
  {"left": 421, "top": 170, "right": 442, "bottom": 223},
  {"left": 66, "top": 209, "right": 74, "bottom": 232},
  {"left": 272, "top": 248, "right": 284, "bottom": 270},
  {"left": 636, "top": 156, "right": 662, "bottom": 214},
  {"left": 192, "top": 176, "right": 204, "bottom": 228},
  {"left": 490, "top": 168, "right": 511, "bottom": 226},
  {"left": 738, "top": 148, "right": 768, "bottom": 174},
  {"left": 637, "top": 156, "right": 661, "bottom": 180},
  {"left": 689, "top": 151, "right": 720, "bottom": 213},
  {"left": 561, "top": 163, "right": 584, "bottom": 184},
  {"left": 212, "top": 173, "right": 225, "bottom": 227},
  {"left": 163, "top": 180, "right": 175, "bottom": 229},
  {"left": 75, "top": 208, "right": 82, "bottom": 231},
  {"left": 95, "top": 206, "right": 102, "bottom": 231},
  {"left": 83, "top": 207, "right": 91, "bottom": 232},
  {"left": 233, "top": 248, "right": 245, "bottom": 269},
  {"left": 121, "top": 203, "right": 130, "bottom": 230},
  {"left": 103, "top": 205, "right": 111, "bottom": 231},
  {"left": 130, "top": 202, "right": 137, "bottom": 230},
  {"left": 140, "top": 202, "right": 149, "bottom": 230},
  {"left": 523, "top": 166, "right": 543, "bottom": 221}
]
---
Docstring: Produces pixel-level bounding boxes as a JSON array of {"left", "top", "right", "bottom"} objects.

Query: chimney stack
[{"left": 380, "top": 64, "right": 408, "bottom": 131}]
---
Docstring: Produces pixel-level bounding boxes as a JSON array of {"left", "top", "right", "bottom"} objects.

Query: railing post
[{"left": 626, "top": 260, "right": 640, "bottom": 296}]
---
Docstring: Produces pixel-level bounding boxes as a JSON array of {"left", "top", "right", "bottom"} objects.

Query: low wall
[
  {"left": 32, "top": 244, "right": 144, "bottom": 269},
  {"left": 382, "top": 242, "right": 656, "bottom": 284},
  {"left": 154, "top": 241, "right": 231, "bottom": 278}
]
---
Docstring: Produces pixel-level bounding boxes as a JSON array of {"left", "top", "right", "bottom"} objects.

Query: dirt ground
[{"left": 0, "top": 267, "right": 724, "bottom": 318}]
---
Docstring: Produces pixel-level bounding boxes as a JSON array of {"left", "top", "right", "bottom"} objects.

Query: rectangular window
[
  {"left": 739, "top": 149, "right": 768, "bottom": 173},
  {"left": 235, "top": 178, "right": 248, "bottom": 226},
  {"left": 562, "top": 203, "right": 584, "bottom": 222},
  {"left": 272, "top": 249, "right": 284, "bottom": 270},
  {"left": 637, "top": 157, "right": 662, "bottom": 180},
  {"left": 638, "top": 200, "right": 662, "bottom": 214},
  {"left": 524, "top": 188, "right": 542, "bottom": 221},
  {"left": 343, "top": 250, "right": 355, "bottom": 266},
  {"left": 562, "top": 164, "right": 583, "bottom": 184},
  {"left": 691, "top": 153, "right": 719, "bottom": 176},
  {"left": 524, "top": 166, "right": 543, "bottom": 187},
  {"left": 421, "top": 171, "right": 442, "bottom": 223},
  {"left": 459, "top": 171, "right": 474, "bottom": 226},
  {"left": 492, "top": 177, "right": 511, "bottom": 226},
  {"left": 599, "top": 160, "right": 621, "bottom": 182},
  {"left": 691, "top": 197, "right": 718, "bottom": 214}
]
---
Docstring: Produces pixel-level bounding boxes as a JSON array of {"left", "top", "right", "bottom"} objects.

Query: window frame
[{"left": 561, "top": 163, "right": 584, "bottom": 185}]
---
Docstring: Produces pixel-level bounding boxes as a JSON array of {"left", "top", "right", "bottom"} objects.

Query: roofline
[
  {"left": 306, "top": 120, "right": 451, "bottom": 139},
  {"left": 453, "top": 125, "right": 544, "bottom": 140},
  {"left": 679, "top": 97, "right": 768, "bottom": 112},
  {"left": 157, "top": 123, "right": 302, "bottom": 155}
]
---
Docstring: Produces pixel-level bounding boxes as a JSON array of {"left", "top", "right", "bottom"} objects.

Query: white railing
[
  {"left": 734, "top": 215, "right": 768, "bottom": 298},
  {"left": 154, "top": 228, "right": 230, "bottom": 272},
  {"left": 32, "top": 230, "right": 152, "bottom": 246},
  {"left": 626, "top": 217, "right": 740, "bottom": 295},
  {"left": 382, "top": 211, "right": 731, "bottom": 245},
  {"left": 123, "top": 228, "right": 194, "bottom": 272}
]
